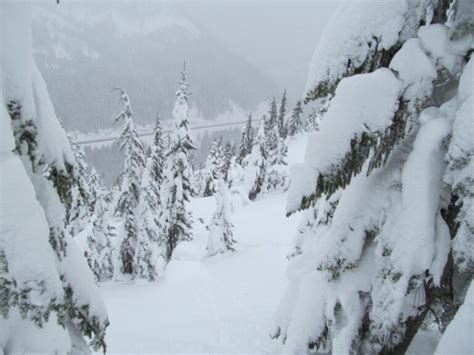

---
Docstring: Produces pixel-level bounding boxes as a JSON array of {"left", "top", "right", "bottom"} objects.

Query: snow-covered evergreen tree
[
  {"left": 202, "top": 140, "right": 224, "bottom": 197},
  {"left": 150, "top": 113, "right": 166, "bottom": 186},
  {"left": 265, "top": 100, "right": 279, "bottom": 153},
  {"left": 1, "top": 4, "right": 108, "bottom": 351},
  {"left": 161, "top": 64, "right": 196, "bottom": 261},
  {"left": 65, "top": 142, "right": 92, "bottom": 237},
  {"left": 88, "top": 166, "right": 103, "bottom": 213},
  {"left": 273, "top": 1, "right": 473, "bottom": 353},
  {"left": 124, "top": 112, "right": 167, "bottom": 281},
  {"left": 207, "top": 179, "right": 236, "bottom": 256},
  {"left": 264, "top": 99, "right": 283, "bottom": 169},
  {"left": 222, "top": 141, "right": 236, "bottom": 183},
  {"left": 83, "top": 182, "right": 115, "bottom": 282},
  {"left": 135, "top": 156, "right": 165, "bottom": 281},
  {"left": 245, "top": 121, "right": 268, "bottom": 201},
  {"left": 305, "top": 107, "right": 318, "bottom": 132},
  {"left": 113, "top": 88, "right": 146, "bottom": 278},
  {"left": 287, "top": 100, "right": 304, "bottom": 137},
  {"left": 237, "top": 114, "right": 254, "bottom": 164},
  {"left": 277, "top": 90, "right": 288, "bottom": 138},
  {"left": 261, "top": 98, "right": 290, "bottom": 193},
  {"left": 265, "top": 136, "right": 289, "bottom": 193}
]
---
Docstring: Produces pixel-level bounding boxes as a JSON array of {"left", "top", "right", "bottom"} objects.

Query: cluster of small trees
[
  {"left": 72, "top": 66, "right": 240, "bottom": 282},
  {"left": 196, "top": 91, "right": 320, "bottom": 204},
  {"left": 72, "top": 68, "right": 197, "bottom": 282}
]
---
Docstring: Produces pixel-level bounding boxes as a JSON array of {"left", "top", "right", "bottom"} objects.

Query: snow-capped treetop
[
  {"left": 176, "top": 61, "right": 191, "bottom": 105},
  {"left": 114, "top": 87, "right": 133, "bottom": 125},
  {"left": 170, "top": 64, "right": 195, "bottom": 155}
]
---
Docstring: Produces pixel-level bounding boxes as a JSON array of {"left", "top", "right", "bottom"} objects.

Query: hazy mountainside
[
  {"left": 32, "top": 3, "right": 278, "bottom": 133},
  {"left": 85, "top": 127, "right": 241, "bottom": 186}
]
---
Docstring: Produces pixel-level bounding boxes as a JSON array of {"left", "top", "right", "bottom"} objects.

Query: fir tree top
[
  {"left": 176, "top": 62, "right": 191, "bottom": 104},
  {"left": 170, "top": 64, "right": 196, "bottom": 155},
  {"left": 114, "top": 88, "right": 133, "bottom": 124}
]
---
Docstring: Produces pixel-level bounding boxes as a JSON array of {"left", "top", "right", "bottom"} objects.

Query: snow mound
[
  {"left": 171, "top": 241, "right": 204, "bottom": 261},
  {"left": 304, "top": 68, "right": 402, "bottom": 174},
  {"left": 286, "top": 162, "right": 317, "bottom": 214},
  {"left": 418, "top": 24, "right": 469, "bottom": 73},
  {"left": 389, "top": 38, "right": 437, "bottom": 103}
]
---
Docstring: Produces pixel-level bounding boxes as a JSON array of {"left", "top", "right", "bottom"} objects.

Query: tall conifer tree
[
  {"left": 237, "top": 114, "right": 254, "bottom": 164},
  {"left": 161, "top": 63, "right": 196, "bottom": 261},
  {"left": 278, "top": 90, "right": 288, "bottom": 138},
  {"left": 114, "top": 88, "right": 146, "bottom": 278},
  {"left": 207, "top": 179, "right": 236, "bottom": 256},
  {"left": 288, "top": 100, "right": 304, "bottom": 137}
]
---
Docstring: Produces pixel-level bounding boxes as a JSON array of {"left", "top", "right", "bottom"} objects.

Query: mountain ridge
[{"left": 32, "top": 3, "right": 279, "bottom": 133}]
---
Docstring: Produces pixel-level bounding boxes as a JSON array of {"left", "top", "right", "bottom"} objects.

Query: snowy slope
[{"left": 99, "top": 135, "right": 307, "bottom": 352}]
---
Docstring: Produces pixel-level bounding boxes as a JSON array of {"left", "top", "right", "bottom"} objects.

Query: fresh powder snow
[{"left": 98, "top": 138, "right": 306, "bottom": 353}]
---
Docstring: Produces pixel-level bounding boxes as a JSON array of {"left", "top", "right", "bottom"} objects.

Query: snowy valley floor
[{"left": 99, "top": 137, "right": 307, "bottom": 353}]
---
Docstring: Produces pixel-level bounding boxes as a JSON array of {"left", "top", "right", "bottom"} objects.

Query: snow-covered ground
[{"left": 99, "top": 136, "right": 307, "bottom": 353}]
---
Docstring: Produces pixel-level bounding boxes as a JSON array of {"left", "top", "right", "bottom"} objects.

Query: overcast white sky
[
  {"left": 179, "top": 1, "right": 338, "bottom": 100},
  {"left": 41, "top": 0, "right": 338, "bottom": 102}
]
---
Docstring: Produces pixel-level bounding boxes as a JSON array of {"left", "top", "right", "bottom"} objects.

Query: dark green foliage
[
  {"left": 8, "top": 100, "right": 70, "bottom": 259},
  {"left": 163, "top": 157, "right": 195, "bottom": 261},
  {"left": 151, "top": 113, "right": 166, "bottom": 185},
  {"left": 308, "top": 325, "right": 329, "bottom": 352},
  {"left": 288, "top": 100, "right": 304, "bottom": 137},
  {"left": 248, "top": 159, "right": 266, "bottom": 201},
  {"left": 63, "top": 283, "right": 109, "bottom": 352},
  {"left": 278, "top": 90, "right": 288, "bottom": 138},
  {"left": 305, "top": 107, "right": 318, "bottom": 132},
  {"left": 8, "top": 100, "right": 44, "bottom": 170},
  {"left": 222, "top": 142, "right": 236, "bottom": 182},
  {"left": 0, "top": 250, "right": 64, "bottom": 330}
]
